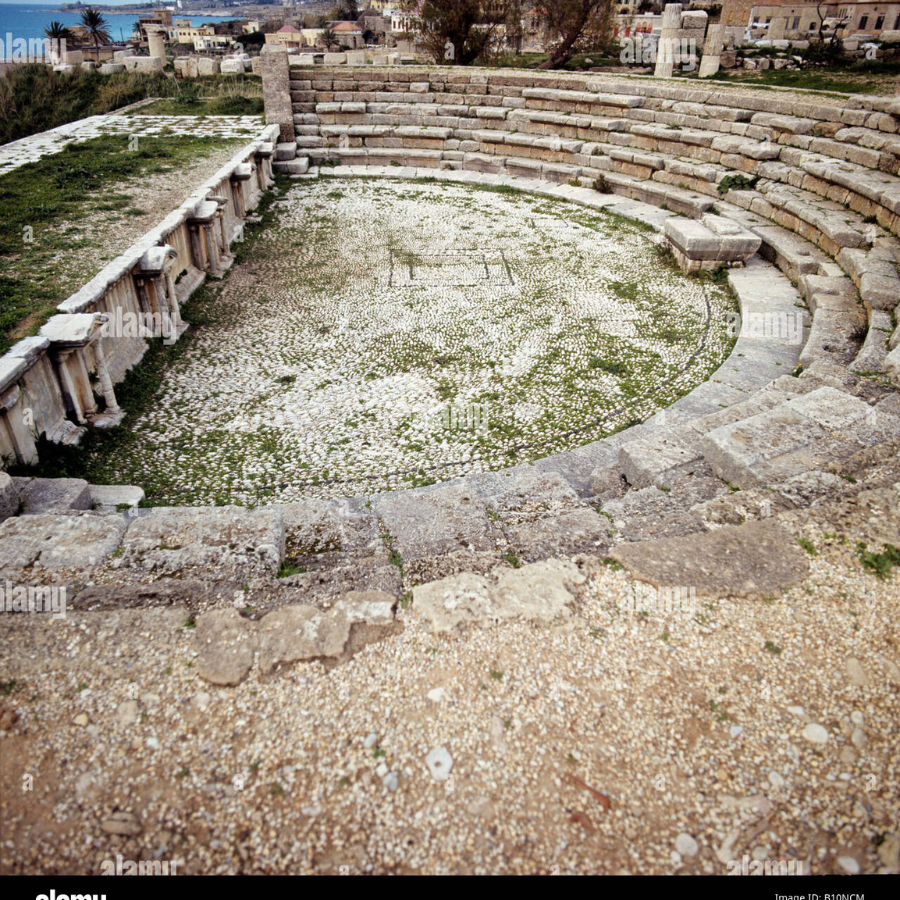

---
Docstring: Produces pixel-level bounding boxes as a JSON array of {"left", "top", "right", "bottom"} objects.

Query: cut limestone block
[
  {"left": 89, "top": 485, "right": 145, "bottom": 510},
  {"left": 274, "top": 142, "right": 297, "bottom": 161},
  {"left": 412, "top": 560, "right": 584, "bottom": 633},
  {"left": 701, "top": 387, "right": 900, "bottom": 489},
  {"left": 0, "top": 513, "right": 127, "bottom": 570},
  {"left": 14, "top": 477, "right": 92, "bottom": 515},
  {"left": 118, "top": 506, "right": 285, "bottom": 578},
  {"left": 618, "top": 435, "right": 703, "bottom": 490},
  {"left": 610, "top": 519, "right": 808, "bottom": 599},
  {"left": 257, "top": 591, "right": 397, "bottom": 676},
  {"left": 884, "top": 346, "right": 900, "bottom": 387},
  {"left": 664, "top": 213, "right": 761, "bottom": 273},
  {"left": 273, "top": 157, "right": 309, "bottom": 175},
  {"left": 372, "top": 482, "right": 498, "bottom": 562},
  {"left": 196, "top": 608, "right": 256, "bottom": 686},
  {"left": 0, "top": 471, "right": 19, "bottom": 520},
  {"left": 850, "top": 309, "right": 894, "bottom": 375}
]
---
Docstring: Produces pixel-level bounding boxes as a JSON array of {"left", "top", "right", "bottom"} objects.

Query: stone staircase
[
  {"left": 1, "top": 352, "right": 896, "bottom": 612},
  {"left": 272, "top": 64, "right": 900, "bottom": 385}
]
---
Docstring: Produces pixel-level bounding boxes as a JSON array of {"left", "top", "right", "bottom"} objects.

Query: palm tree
[
  {"left": 79, "top": 8, "right": 112, "bottom": 61},
  {"left": 321, "top": 27, "right": 338, "bottom": 50},
  {"left": 44, "top": 21, "right": 72, "bottom": 41},
  {"left": 44, "top": 21, "right": 72, "bottom": 64}
]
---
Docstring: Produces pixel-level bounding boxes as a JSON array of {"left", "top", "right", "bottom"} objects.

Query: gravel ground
[{"left": 1, "top": 537, "right": 897, "bottom": 876}]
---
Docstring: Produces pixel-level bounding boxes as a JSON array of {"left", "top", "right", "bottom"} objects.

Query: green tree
[
  {"left": 335, "top": 0, "right": 359, "bottom": 21},
  {"left": 321, "top": 27, "right": 338, "bottom": 50},
  {"left": 79, "top": 8, "right": 112, "bottom": 60},
  {"left": 400, "top": 0, "right": 511, "bottom": 66},
  {"left": 535, "top": 0, "right": 615, "bottom": 69},
  {"left": 44, "top": 21, "right": 73, "bottom": 41}
]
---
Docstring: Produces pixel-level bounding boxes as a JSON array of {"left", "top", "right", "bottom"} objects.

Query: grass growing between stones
[
  {"left": 706, "top": 61, "right": 900, "bottom": 96},
  {"left": 61, "top": 178, "right": 737, "bottom": 506},
  {"left": 0, "top": 134, "right": 245, "bottom": 355}
]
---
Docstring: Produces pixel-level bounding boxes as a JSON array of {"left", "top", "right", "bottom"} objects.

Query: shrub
[{"left": 593, "top": 173, "right": 611, "bottom": 194}]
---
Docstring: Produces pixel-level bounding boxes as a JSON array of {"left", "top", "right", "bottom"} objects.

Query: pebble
[
  {"left": 100, "top": 811, "right": 141, "bottom": 836},
  {"left": 383, "top": 771, "right": 399, "bottom": 792},
  {"left": 845, "top": 657, "right": 868, "bottom": 686},
  {"left": 115, "top": 700, "right": 138, "bottom": 727},
  {"left": 801, "top": 723, "right": 828, "bottom": 744},
  {"left": 840, "top": 746, "right": 859, "bottom": 765},
  {"left": 426, "top": 688, "right": 446, "bottom": 703},
  {"left": 425, "top": 746, "right": 453, "bottom": 782},
  {"left": 675, "top": 833, "right": 699, "bottom": 857},
  {"left": 837, "top": 855, "right": 860, "bottom": 874},
  {"left": 194, "top": 692, "right": 211, "bottom": 711},
  {"left": 878, "top": 834, "right": 900, "bottom": 872},
  {"left": 73, "top": 714, "right": 88, "bottom": 727},
  {"left": 768, "top": 771, "right": 784, "bottom": 789},
  {"left": 363, "top": 731, "right": 378, "bottom": 749},
  {"left": 851, "top": 728, "right": 867, "bottom": 748}
]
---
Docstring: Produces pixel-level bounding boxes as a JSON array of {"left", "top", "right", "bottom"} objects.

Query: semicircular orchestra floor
[{"left": 99, "top": 178, "right": 738, "bottom": 505}]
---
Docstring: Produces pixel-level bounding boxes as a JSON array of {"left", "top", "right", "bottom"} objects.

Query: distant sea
[{"left": 0, "top": 3, "right": 229, "bottom": 59}]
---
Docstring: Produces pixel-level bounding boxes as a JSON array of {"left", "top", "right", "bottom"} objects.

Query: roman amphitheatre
[{"left": 1, "top": 50, "right": 899, "bottom": 878}]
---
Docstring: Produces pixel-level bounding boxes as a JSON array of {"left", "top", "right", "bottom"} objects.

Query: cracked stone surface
[{"left": 610, "top": 519, "right": 810, "bottom": 599}]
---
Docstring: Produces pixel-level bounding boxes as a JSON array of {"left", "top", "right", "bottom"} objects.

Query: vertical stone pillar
[
  {"left": 261, "top": 44, "right": 296, "bottom": 143},
  {"left": 204, "top": 225, "right": 222, "bottom": 277},
  {"left": 255, "top": 144, "right": 275, "bottom": 190},
  {"left": 55, "top": 350, "right": 89, "bottom": 424},
  {"left": 655, "top": 3, "right": 683, "bottom": 78},
  {"left": 699, "top": 24, "right": 725, "bottom": 77},
  {"left": 91, "top": 339, "right": 121, "bottom": 417},
  {"left": 162, "top": 266, "right": 186, "bottom": 339},
  {"left": 188, "top": 222, "right": 209, "bottom": 272},
  {"left": 230, "top": 174, "right": 247, "bottom": 220},
  {"left": 146, "top": 25, "right": 168, "bottom": 61},
  {"left": 72, "top": 351, "right": 98, "bottom": 418},
  {"left": 133, "top": 274, "right": 155, "bottom": 317},
  {"left": 0, "top": 386, "right": 38, "bottom": 466}
]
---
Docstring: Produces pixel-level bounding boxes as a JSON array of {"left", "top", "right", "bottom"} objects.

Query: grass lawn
[
  {"left": 0, "top": 134, "right": 243, "bottom": 355},
  {"left": 705, "top": 61, "right": 900, "bottom": 95},
  {"left": 129, "top": 95, "right": 264, "bottom": 117}
]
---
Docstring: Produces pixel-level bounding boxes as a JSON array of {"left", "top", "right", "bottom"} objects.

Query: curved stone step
[
  {"left": 700, "top": 386, "right": 900, "bottom": 490},
  {"left": 851, "top": 308, "right": 895, "bottom": 376}
]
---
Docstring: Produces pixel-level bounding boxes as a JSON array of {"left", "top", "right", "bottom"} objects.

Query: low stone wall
[{"left": 0, "top": 124, "right": 281, "bottom": 468}]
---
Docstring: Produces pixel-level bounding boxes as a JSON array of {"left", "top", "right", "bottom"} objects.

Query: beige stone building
[
  {"left": 264, "top": 25, "right": 305, "bottom": 51},
  {"left": 726, "top": 0, "right": 900, "bottom": 35},
  {"left": 173, "top": 20, "right": 215, "bottom": 45}
]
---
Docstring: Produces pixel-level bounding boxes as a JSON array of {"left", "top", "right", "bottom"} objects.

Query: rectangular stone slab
[
  {"left": 15, "top": 477, "right": 92, "bottom": 515},
  {"left": 0, "top": 513, "right": 127, "bottom": 570},
  {"left": 611, "top": 520, "right": 808, "bottom": 599},
  {"left": 701, "top": 406, "right": 831, "bottom": 489},
  {"left": 119, "top": 507, "right": 285, "bottom": 578}
]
